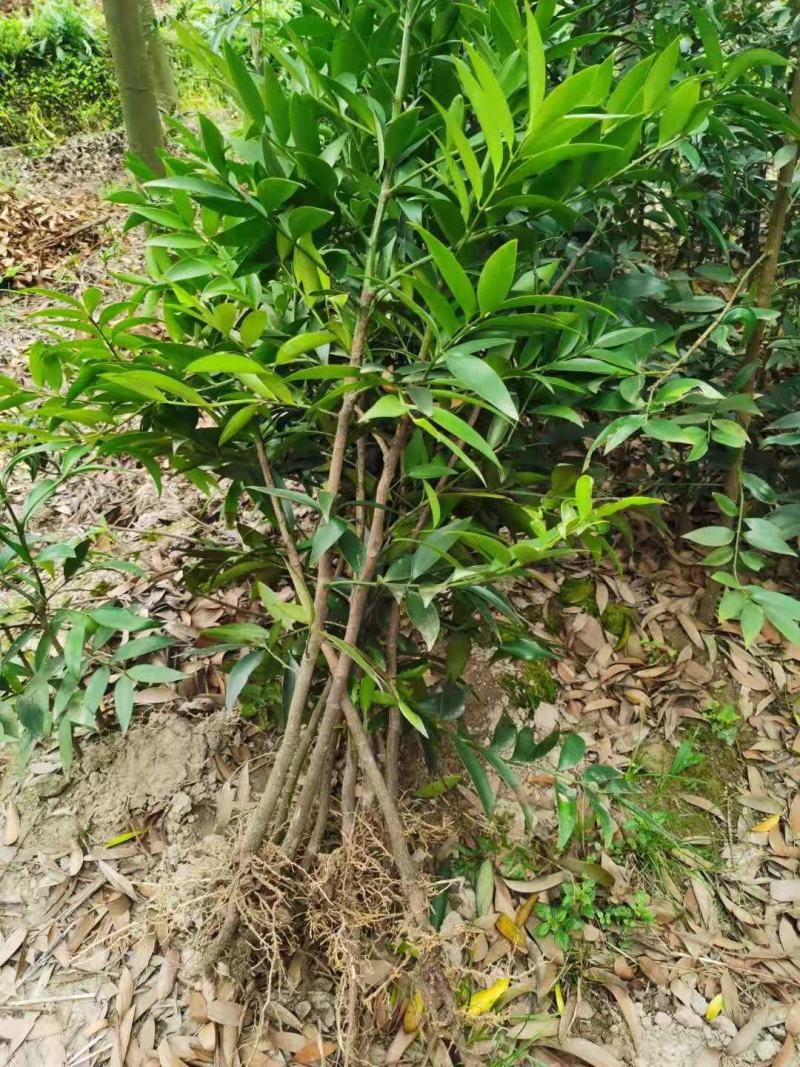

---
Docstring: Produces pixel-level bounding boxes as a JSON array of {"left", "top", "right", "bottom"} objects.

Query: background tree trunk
[
  {"left": 138, "top": 0, "right": 179, "bottom": 112},
  {"left": 102, "top": 0, "right": 164, "bottom": 174}
]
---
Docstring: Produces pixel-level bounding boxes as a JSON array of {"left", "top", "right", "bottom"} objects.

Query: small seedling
[
  {"left": 704, "top": 700, "right": 740, "bottom": 746},
  {"left": 534, "top": 880, "right": 654, "bottom": 951}
]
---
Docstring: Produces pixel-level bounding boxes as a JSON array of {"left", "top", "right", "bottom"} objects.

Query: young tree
[{"left": 101, "top": 0, "right": 164, "bottom": 174}]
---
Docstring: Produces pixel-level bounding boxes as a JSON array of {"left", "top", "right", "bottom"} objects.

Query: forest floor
[{"left": 1, "top": 134, "right": 800, "bottom": 1067}]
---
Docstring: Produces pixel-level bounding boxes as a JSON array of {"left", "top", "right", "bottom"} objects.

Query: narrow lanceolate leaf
[
  {"left": 444, "top": 352, "right": 517, "bottom": 420},
  {"left": 464, "top": 44, "right": 514, "bottom": 150},
  {"left": 525, "top": 6, "right": 546, "bottom": 123},
  {"left": 429, "top": 406, "right": 502, "bottom": 468},
  {"left": 477, "top": 240, "right": 517, "bottom": 315},
  {"left": 114, "top": 675, "right": 135, "bottom": 733},
  {"left": 453, "top": 734, "right": 494, "bottom": 818},
  {"left": 226, "top": 651, "right": 265, "bottom": 712},
  {"left": 416, "top": 229, "right": 476, "bottom": 318},
  {"left": 276, "top": 330, "right": 335, "bottom": 364},
  {"left": 443, "top": 99, "right": 483, "bottom": 201},
  {"left": 454, "top": 58, "right": 504, "bottom": 173}
]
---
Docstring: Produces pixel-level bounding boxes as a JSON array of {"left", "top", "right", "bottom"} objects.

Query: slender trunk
[
  {"left": 699, "top": 58, "right": 800, "bottom": 624},
  {"left": 102, "top": 0, "right": 164, "bottom": 174},
  {"left": 138, "top": 0, "right": 179, "bottom": 111}
]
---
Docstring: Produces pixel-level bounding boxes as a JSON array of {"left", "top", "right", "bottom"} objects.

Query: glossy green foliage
[{"left": 0, "top": 0, "right": 796, "bottom": 839}]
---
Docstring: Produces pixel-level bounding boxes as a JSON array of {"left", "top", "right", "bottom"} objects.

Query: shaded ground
[{"left": 0, "top": 133, "right": 799, "bottom": 1067}]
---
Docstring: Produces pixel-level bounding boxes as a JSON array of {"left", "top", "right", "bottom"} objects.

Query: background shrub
[{"left": 0, "top": 0, "right": 119, "bottom": 146}]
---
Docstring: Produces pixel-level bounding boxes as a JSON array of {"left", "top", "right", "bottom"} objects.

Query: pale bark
[{"left": 102, "top": 0, "right": 164, "bottom": 174}]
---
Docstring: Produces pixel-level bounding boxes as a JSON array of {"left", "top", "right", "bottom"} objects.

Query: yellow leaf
[
  {"left": 103, "top": 829, "right": 146, "bottom": 848},
  {"left": 554, "top": 981, "right": 565, "bottom": 1014},
  {"left": 403, "top": 991, "right": 424, "bottom": 1033},
  {"left": 752, "top": 813, "right": 781, "bottom": 833},
  {"left": 705, "top": 993, "right": 724, "bottom": 1021},
  {"left": 515, "top": 893, "right": 538, "bottom": 926},
  {"left": 467, "top": 978, "right": 510, "bottom": 1017},
  {"left": 495, "top": 913, "right": 527, "bottom": 951}
]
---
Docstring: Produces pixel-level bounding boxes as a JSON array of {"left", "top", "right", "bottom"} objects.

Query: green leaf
[
  {"left": 454, "top": 59, "right": 503, "bottom": 172},
  {"left": 477, "top": 240, "right": 517, "bottom": 315},
  {"left": 718, "top": 588, "right": 745, "bottom": 621},
  {"left": 513, "top": 727, "right": 560, "bottom": 762},
  {"left": 659, "top": 77, "right": 701, "bottom": 143},
  {"left": 64, "top": 617, "right": 86, "bottom": 678},
  {"left": 711, "top": 419, "right": 748, "bottom": 449},
  {"left": 203, "top": 623, "right": 271, "bottom": 646},
  {"left": 643, "top": 38, "right": 679, "bottom": 110},
  {"left": 83, "top": 667, "right": 110, "bottom": 717},
  {"left": 740, "top": 602, "right": 765, "bottom": 647},
  {"left": 111, "top": 635, "right": 176, "bottom": 663},
  {"left": 721, "top": 48, "right": 789, "bottom": 88},
  {"left": 743, "top": 518, "right": 796, "bottom": 557},
  {"left": 418, "top": 682, "right": 470, "bottom": 721},
  {"left": 525, "top": 6, "right": 545, "bottom": 121},
  {"left": 445, "top": 352, "right": 517, "bottom": 420},
  {"left": 114, "top": 675, "right": 135, "bottom": 733},
  {"left": 557, "top": 733, "right": 586, "bottom": 770},
  {"left": 17, "top": 684, "right": 49, "bottom": 738},
  {"left": 276, "top": 331, "right": 335, "bottom": 365},
  {"left": 226, "top": 650, "right": 265, "bottom": 711},
  {"left": 417, "top": 228, "right": 476, "bottom": 318},
  {"left": 712, "top": 492, "right": 738, "bottom": 518},
  {"left": 475, "top": 858, "right": 494, "bottom": 916},
  {"left": 683, "top": 526, "right": 734, "bottom": 547},
  {"left": 406, "top": 593, "right": 440, "bottom": 652},
  {"left": 555, "top": 781, "right": 578, "bottom": 850},
  {"left": 310, "top": 516, "right": 348, "bottom": 565},
  {"left": 287, "top": 206, "right": 334, "bottom": 239},
  {"left": 186, "top": 353, "right": 264, "bottom": 375},
  {"left": 257, "top": 177, "right": 301, "bottom": 211},
  {"left": 429, "top": 406, "right": 501, "bottom": 469},
  {"left": 240, "top": 310, "right": 269, "bottom": 347},
  {"left": 220, "top": 403, "right": 260, "bottom": 445},
  {"left": 692, "top": 6, "right": 722, "bottom": 73},
  {"left": 453, "top": 734, "right": 494, "bottom": 818},
  {"left": 224, "top": 40, "right": 265, "bottom": 124},
  {"left": 495, "top": 637, "right": 552, "bottom": 662},
  {"left": 89, "top": 606, "right": 155, "bottom": 632},
  {"left": 103, "top": 370, "right": 208, "bottom": 408},
  {"left": 360, "top": 395, "right": 409, "bottom": 421},
  {"left": 126, "top": 665, "right": 185, "bottom": 684}
]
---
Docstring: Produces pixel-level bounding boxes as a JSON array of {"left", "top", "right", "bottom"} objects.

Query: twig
[{"left": 548, "top": 213, "right": 609, "bottom": 296}]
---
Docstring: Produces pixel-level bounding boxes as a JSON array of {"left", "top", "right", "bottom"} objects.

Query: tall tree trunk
[
  {"left": 698, "top": 57, "right": 800, "bottom": 624},
  {"left": 138, "top": 0, "right": 179, "bottom": 112},
  {"left": 102, "top": 0, "right": 164, "bottom": 175}
]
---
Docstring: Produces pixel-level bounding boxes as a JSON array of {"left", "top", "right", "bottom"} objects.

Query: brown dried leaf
[
  {"left": 128, "top": 932, "right": 156, "bottom": 980},
  {"left": 155, "top": 947, "right": 180, "bottom": 998},
  {"left": 385, "top": 1027, "right": 417, "bottom": 1064},
  {"left": 3, "top": 802, "right": 20, "bottom": 845},
  {"left": 770, "top": 879, "right": 800, "bottom": 903},
  {"left": 0, "top": 924, "right": 26, "bottom": 966},
  {"left": 543, "top": 1038, "right": 623, "bottom": 1067},
  {"left": 789, "top": 794, "right": 800, "bottom": 838},
  {"left": 774, "top": 1036, "right": 796, "bottom": 1067},
  {"left": 95, "top": 858, "right": 139, "bottom": 901},
  {"left": 638, "top": 955, "right": 669, "bottom": 987},
  {"left": 728, "top": 1003, "right": 788, "bottom": 1056},
  {"left": 207, "top": 1000, "right": 245, "bottom": 1027},
  {"left": 116, "top": 966, "right": 134, "bottom": 1018},
  {"left": 157, "top": 1036, "right": 188, "bottom": 1067},
  {"left": 293, "top": 1039, "right": 337, "bottom": 1064},
  {"left": 215, "top": 779, "right": 235, "bottom": 833}
]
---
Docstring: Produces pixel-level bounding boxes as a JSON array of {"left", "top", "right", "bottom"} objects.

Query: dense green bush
[{"left": 0, "top": 0, "right": 119, "bottom": 146}]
